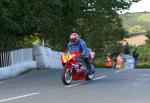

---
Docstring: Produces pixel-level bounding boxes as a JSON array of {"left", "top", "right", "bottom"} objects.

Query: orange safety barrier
[
  {"left": 115, "top": 61, "right": 124, "bottom": 69},
  {"left": 105, "top": 61, "right": 113, "bottom": 67},
  {"left": 105, "top": 56, "right": 113, "bottom": 67}
]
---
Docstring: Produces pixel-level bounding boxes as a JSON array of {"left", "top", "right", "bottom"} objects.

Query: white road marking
[
  {"left": 66, "top": 69, "right": 129, "bottom": 87},
  {"left": 114, "top": 69, "right": 127, "bottom": 73},
  {"left": 65, "top": 76, "right": 107, "bottom": 88},
  {"left": 0, "top": 92, "right": 40, "bottom": 103},
  {"left": 65, "top": 81, "right": 88, "bottom": 88},
  {"left": 92, "top": 76, "right": 107, "bottom": 80}
]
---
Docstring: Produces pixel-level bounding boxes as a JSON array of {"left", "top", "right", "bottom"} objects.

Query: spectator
[
  {"left": 114, "top": 53, "right": 124, "bottom": 69},
  {"left": 123, "top": 42, "right": 130, "bottom": 55},
  {"left": 133, "top": 48, "right": 139, "bottom": 66},
  {"left": 124, "top": 54, "right": 135, "bottom": 69}
]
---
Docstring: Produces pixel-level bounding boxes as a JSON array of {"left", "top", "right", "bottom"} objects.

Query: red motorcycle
[{"left": 61, "top": 51, "right": 95, "bottom": 85}]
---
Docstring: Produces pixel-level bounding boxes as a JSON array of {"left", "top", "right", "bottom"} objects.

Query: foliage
[
  {"left": 121, "top": 12, "right": 150, "bottom": 34},
  {"left": 0, "top": 0, "right": 140, "bottom": 51},
  {"left": 136, "top": 61, "right": 150, "bottom": 68},
  {"left": 139, "top": 31, "right": 150, "bottom": 63},
  {"left": 0, "top": 34, "right": 19, "bottom": 51},
  {"left": 18, "top": 33, "right": 41, "bottom": 47},
  {"left": 146, "top": 31, "right": 150, "bottom": 44},
  {"left": 93, "top": 57, "right": 105, "bottom": 68}
]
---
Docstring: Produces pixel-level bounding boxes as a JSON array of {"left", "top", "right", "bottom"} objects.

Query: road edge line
[{"left": 0, "top": 92, "right": 40, "bottom": 103}]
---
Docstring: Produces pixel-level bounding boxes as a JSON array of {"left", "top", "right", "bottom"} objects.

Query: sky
[{"left": 123, "top": 0, "right": 150, "bottom": 13}]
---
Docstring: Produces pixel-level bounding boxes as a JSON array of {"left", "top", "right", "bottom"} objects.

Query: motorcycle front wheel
[{"left": 62, "top": 69, "right": 72, "bottom": 85}]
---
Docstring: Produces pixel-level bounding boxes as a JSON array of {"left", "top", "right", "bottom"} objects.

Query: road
[{"left": 0, "top": 68, "right": 150, "bottom": 103}]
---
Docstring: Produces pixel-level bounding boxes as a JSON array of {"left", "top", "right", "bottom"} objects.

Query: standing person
[
  {"left": 123, "top": 42, "right": 130, "bottom": 55},
  {"left": 133, "top": 48, "right": 139, "bottom": 66},
  {"left": 68, "top": 32, "right": 93, "bottom": 75},
  {"left": 115, "top": 53, "right": 124, "bottom": 69}
]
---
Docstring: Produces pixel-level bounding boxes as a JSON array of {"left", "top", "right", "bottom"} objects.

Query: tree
[
  {"left": 146, "top": 31, "right": 150, "bottom": 44},
  {"left": 0, "top": 0, "right": 140, "bottom": 51}
]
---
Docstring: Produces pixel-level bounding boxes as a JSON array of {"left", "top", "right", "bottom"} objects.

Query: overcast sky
[{"left": 123, "top": 0, "right": 150, "bottom": 13}]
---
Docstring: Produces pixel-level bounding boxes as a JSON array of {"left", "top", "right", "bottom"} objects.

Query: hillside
[
  {"left": 125, "top": 34, "right": 148, "bottom": 46},
  {"left": 120, "top": 12, "right": 150, "bottom": 34}
]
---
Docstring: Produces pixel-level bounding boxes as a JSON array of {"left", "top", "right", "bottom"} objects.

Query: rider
[{"left": 68, "top": 32, "right": 92, "bottom": 74}]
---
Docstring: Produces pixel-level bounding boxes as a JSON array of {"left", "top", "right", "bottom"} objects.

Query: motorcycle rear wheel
[{"left": 85, "top": 64, "right": 95, "bottom": 81}]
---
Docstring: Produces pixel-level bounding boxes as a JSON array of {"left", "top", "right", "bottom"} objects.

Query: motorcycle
[{"left": 61, "top": 51, "right": 95, "bottom": 85}]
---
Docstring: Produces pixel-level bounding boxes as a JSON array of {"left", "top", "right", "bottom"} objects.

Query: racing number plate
[{"left": 63, "top": 54, "right": 70, "bottom": 60}]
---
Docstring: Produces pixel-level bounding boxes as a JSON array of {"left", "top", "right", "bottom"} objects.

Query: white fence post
[
  {"left": 10, "top": 51, "right": 14, "bottom": 65},
  {"left": 22, "top": 49, "right": 24, "bottom": 63}
]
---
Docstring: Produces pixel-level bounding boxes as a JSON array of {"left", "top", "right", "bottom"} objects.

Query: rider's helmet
[{"left": 70, "top": 32, "right": 79, "bottom": 44}]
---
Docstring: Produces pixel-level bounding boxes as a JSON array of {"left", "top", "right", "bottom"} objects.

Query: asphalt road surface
[{"left": 0, "top": 68, "right": 150, "bottom": 103}]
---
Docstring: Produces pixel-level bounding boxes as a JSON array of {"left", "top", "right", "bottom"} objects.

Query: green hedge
[{"left": 136, "top": 62, "right": 150, "bottom": 68}]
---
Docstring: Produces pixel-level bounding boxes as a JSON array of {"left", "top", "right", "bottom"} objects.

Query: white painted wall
[
  {"left": 33, "top": 46, "right": 63, "bottom": 69},
  {"left": 0, "top": 48, "right": 37, "bottom": 79},
  {"left": 0, "top": 46, "right": 63, "bottom": 79},
  {"left": 0, "top": 61, "right": 37, "bottom": 79}
]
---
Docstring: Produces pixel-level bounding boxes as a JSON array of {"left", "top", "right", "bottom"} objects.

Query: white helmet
[{"left": 70, "top": 32, "right": 79, "bottom": 43}]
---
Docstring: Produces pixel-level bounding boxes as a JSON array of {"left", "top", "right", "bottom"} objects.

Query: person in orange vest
[
  {"left": 105, "top": 53, "right": 113, "bottom": 67},
  {"left": 115, "top": 53, "right": 124, "bottom": 69}
]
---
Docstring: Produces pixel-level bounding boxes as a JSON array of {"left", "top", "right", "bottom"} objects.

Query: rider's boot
[{"left": 85, "top": 58, "right": 93, "bottom": 75}]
